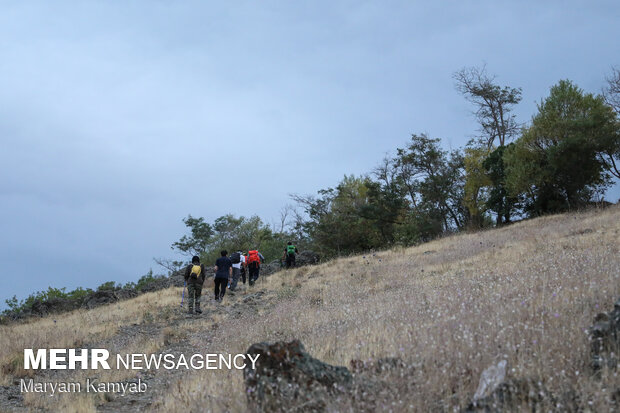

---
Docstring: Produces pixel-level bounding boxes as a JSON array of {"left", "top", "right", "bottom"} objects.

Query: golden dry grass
[{"left": 1, "top": 206, "right": 619, "bottom": 412}]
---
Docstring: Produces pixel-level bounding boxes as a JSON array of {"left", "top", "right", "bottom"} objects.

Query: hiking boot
[
  {"left": 195, "top": 309, "right": 202, "bottom": 314},
  {"left": 187, "top": 309, "right": 194, "bottom": 314}
]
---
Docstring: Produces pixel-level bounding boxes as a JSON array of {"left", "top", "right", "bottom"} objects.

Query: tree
[
  {"left": 463, "top": 146, "right": 492, "bottom": 228},
  {"left": 292, "top": 176, "right": 384, "bottom": 257},
  {"left": 600, "top": 67, "right": 620, "bottom": 179},
  {"left": 505, "top": 80, "right": 616, "bottom": 214},
  {"left": 359, "top": 178, "right": 407, "bottom": 244},
  {"left": 171, "top": 215, "right": 213, "bottom": 256},
  {"left": 603, "top": 67, "right": 620, "bottom": 115},
  {"left": 454, "top": 65, "right": 522, "bottom": 148},
  {"left": 482, "top": 145, "right": 518, "bottom": 224},
  {"left": 395, "top": 134, "right": 466, "bottom": 231}
]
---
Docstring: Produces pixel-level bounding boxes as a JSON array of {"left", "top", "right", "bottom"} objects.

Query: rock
[
  {"left": 260, "top": 260, "right": 282, "bottom": 277},
  {"left": 296, "top": 250, "right": 320, "bottom": 266},
  {"left": 244, "top": 339, "right": 352, "bottom": 412},
  {"left": 115, "top": 288, "right": 139, "bottom": 300},
  {"left": 590, "top": 297, "right": 620, "bottom": 372},
  {"left": 464, "top": 377, "right": 555, "bottom": 412},
  {"left": 83, "top": 290, "right": 119, "bottom": 309},
  {"left": 31, "top": 297, "right": 77, "bottom": 316},
  {"left": 258, "top": 251, "right": 320, "bottom": 278},
  {"left": 137, "top": 277, "right": 171, "bottom": 293},
  {"left": 473, "top": 360, "right": 507, "bottom": 401}
]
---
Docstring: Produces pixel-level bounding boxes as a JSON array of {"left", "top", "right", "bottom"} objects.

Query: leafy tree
[
  {"left": 482, "top": 145, "right": 519, "bottom": 224},
  {"left": 292, "top": 176, "right": 383, "bottom": 257},
  {"left": 463, "top": 146, "right": 492, "bottom": 228},
  {"left": 359, "top": 178, "right": 407, "bottom": 244},
  {"left": 505, "top": 80, "right": 616, "bottom": 214},
  {"left": 454, "top": 65, "right": 522, "bottom": 148},
  {"left": 396, "top": 134, "right": 466, "bottom": 231},
  {"left": 171, "top": 215, "right": 213, "bottom": 256}
]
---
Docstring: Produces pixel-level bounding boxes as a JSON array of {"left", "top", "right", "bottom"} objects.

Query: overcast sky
[{"left": 1, "top": 1, "right": 619, "bottom": 308}]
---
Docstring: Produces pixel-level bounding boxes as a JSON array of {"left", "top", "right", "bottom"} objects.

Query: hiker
[
  {"left": 214, "top": 250, "right": 233, "bottom": 301},
  {"left": 239, "top": 253, "right": 248, "bottom": 284},
  {"left": 184, "top": 256, "right": 206, "bottom": 314},
  {"left": 247, "top": 249, "right": 265, "bottom": 286},
  {"left": 283, "top": 241, "right": 298, "bottom": 269},
  {"left": 229, "top": 250, "right": 245, "bottom": 291}
]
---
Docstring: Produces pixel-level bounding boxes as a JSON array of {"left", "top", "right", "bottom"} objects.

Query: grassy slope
[{"left": 1, "top": 206, "right": 619, "bottom": 412}]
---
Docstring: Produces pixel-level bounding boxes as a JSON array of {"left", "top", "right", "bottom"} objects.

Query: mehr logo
[{"left": 24, "top": 349, "right": 260, "bottom": 370}]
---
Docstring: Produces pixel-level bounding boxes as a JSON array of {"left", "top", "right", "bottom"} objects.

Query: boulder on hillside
[
  {"left": 257, "top": 251, "right": 320, "bottom": 278},
  {"left": 260, "top": 260, "right": 282, "bottom": 277},
  {"left": 296, "top": 250, "right": 320, "bottom": 266},
  {"left": 590, "top": 297, "right": 620, "bottom": 372},
  {"left": 31, "top": 297, "right": 77, "bottom": 316},
  {"left": 83, "top": 290, "right": 119, "bottom": 309},
  {"left": 244, "top": 339, "right": 352, "bottom": 412},
  {"left": 169, "top": 272, "right": 186, "bottom": 287},
  {"left": 115, "top": 288, "right": 139, "bottom": 300},
  {"left": 464, "top": 377, "right": 559, "bottom": 412},
  {"left": 137, "top": 277, "right": 172, "bottom": 293}
]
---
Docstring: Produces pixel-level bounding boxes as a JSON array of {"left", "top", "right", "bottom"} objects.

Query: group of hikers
[{"left": 182, "top": 242, "right": 298, "bottom": 314}]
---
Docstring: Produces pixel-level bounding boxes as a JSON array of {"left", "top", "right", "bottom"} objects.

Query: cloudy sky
[{"left": 1, "top": 1, "right": 619, "bottom": 308}]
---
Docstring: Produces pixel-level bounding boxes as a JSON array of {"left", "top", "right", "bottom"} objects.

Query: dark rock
[
  {"left": 296, "top": 250, "right": 320, "bottom": 266},
  {"left": 83, "top": 290, "right": 119, "bottom": 309},
  {"left": 464, "top": 378, "right": 555, "bottom": 412},
  {"left": 259, "top": 251, "right": 320, "bottom": 278},
  {"left": 590, "top": 297, "right": 620, "bottom": 372},
  {"left": 31, "top": 297, "right": 77, "bottom": 316},
  {"left": 137, "top": 277, "right": 172, "bottom": 293},
  {"left": 244, "top": 339, "right": 352, "bottom": 412},
  {"left": 260, "top": 260, "right": 282, "bottom": 277},
  {"left": 115, "top": 288, "right": 139, "bottom": 300}
]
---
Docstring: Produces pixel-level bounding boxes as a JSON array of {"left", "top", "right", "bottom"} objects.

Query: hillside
[{"left": 1, "top": 206, "right": 619, "bottom": 412}]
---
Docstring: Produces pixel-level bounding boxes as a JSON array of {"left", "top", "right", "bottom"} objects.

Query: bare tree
[
  {"left": 373, "top": 156, "right": 397, "bottom": 187},
  {"left": 603, "top": 66, "right": 620, "bottom": 114},
  {"left": 276, "top": 204, "right": 295, "bottom": 233},
  {"left": 454, "top": 65, "right": 522, "bottom": 148},
  {"left": 599, "top": 67, "right": 620, "bottom": 179},
  {"left": 153, "top": 257, "right": 184, "bottom": 275}
]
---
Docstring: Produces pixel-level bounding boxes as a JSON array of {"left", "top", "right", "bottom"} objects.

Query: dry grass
[
  {"left": 157, "top": 207, "right": 620, "bottom": 412},
  {"left": 2, "top": 206, "right": 619, "bottom": 412}
]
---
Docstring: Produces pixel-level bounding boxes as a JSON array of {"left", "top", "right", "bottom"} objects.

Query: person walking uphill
[
  {"left": 214, "top": 250, "right": 233, "bottom": 302},
  {"left": 229, "top": 250, "right": 245, "bottom": 291},
  {"left": 184, "top": 256, "right": 206, "bottom": 314},
  {"left": 247, "top": 249, "right": 264, "bottom": 286},
  {"left": 283, "top": 241, "right": 298, "bottom": 269}
]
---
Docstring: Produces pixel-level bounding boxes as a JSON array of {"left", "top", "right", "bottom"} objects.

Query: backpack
[
  {"left": 190, "top": 264, "right": 202, "bottom": 279},
  {"left": 230, "top": 252, "right": 241, "bottom": 264},
  {"left": 286, "top": 245, "right": 296, "bottom": 256},
  {"left": 248, "top": 250, "right": 260, "bottom": 264}
]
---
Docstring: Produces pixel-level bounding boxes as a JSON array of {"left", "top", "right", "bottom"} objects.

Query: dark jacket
[{"left": 184, "top": 263, "right": 206, "bottom": 284}]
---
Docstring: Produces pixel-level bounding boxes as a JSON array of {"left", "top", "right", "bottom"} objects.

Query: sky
[{"left": 1, "top": 1, "right": 619, "bottom": 308}]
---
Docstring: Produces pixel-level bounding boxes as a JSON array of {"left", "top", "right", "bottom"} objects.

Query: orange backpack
[{"left": 248, "top": 250, "right": 260, "bottom": 264}]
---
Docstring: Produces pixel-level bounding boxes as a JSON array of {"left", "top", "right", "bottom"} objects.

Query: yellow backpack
[{"left": 190, "top": 264, "right": 202, "bottom": 279}]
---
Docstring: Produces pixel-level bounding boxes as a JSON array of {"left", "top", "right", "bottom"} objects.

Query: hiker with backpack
[
  {"left": 184, "top": 256, "right": 206, "bottom": 314},
  {"left": 283, "top": 241, "right": 298, "bottom": 269},
  {"left": 247, "top": 249, "right": 264, "bottom": 286},
  {"left": 214, "top": 250, "right": 233, "bottom": 302},
  {"left": 229, "top": 250, "right": 245, "bottom": 291},
  {"left": 240, "top": 253, "right": 248, "bottom": 285}
]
